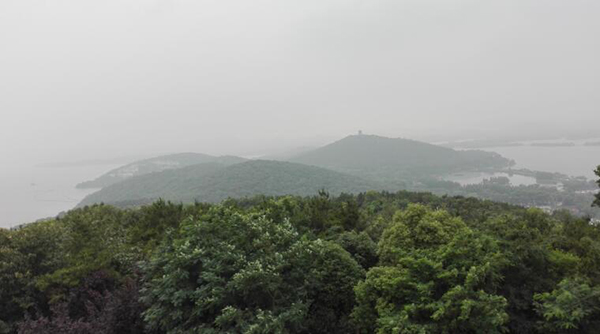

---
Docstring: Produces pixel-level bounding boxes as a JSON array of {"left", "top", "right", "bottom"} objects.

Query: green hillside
[
  {"left": 289, "top": 134, "right": 513, "bottom": 181},
  {"left": 6, "top": 189, "right": 600, "bottom": 334},
  {"left": 78, "top": 160, "right": 385, "bottom": 207},
  {"left": 76, "top": 153, "right": 246, "bottom": 189}
]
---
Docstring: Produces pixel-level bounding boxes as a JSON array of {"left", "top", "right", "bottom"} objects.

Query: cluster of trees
[
  {"left": 595, "top": 166, "right": 600, "bottom": 207},
  {"left": 419, "top": 177, "right": 600, "bottom": 219},
  {"left": 78, "top": 160, "right": 600, "bottom": 222},
  {"left": 2, "top": 183, "right": 600, "bottom": 333},
  {"left": 75, "top": 136, "right": 599, "bottom": 222},
  {"left": 288, "top": 134, "right": 513, "bottom": 180},
  {"left": 78, "top": 160, "right": 382, "bottom": 208},
  {"left": 76, "top": 153, "right": 247, "bottom": 189}
]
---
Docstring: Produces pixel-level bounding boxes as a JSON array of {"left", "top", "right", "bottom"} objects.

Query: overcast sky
[{"left": 1, "top": 0, "right": 599, "bottom": 165}]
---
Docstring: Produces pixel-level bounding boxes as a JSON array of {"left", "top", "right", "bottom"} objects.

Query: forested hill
[
  {"left": 76, "top": 153, "right": 247, "bottom": 189},
  {"left": 78, "top": 160, "right": 386, "bottom": 207},
  {"left": 288, "top": 134, "right": 513, "bottom": 180},
  {"left": 5, "top": 190, "right": 600, "bottom": 333}
]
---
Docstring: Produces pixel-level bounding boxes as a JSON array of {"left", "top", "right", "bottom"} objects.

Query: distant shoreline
[
  {"left": 35, "top": 156, "right": 143, "bottom": 168},
  {"left": 444, "top": 137, "right": 600, "bottom": 149}
]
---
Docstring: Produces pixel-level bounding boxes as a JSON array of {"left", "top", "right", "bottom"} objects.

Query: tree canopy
[
  {"left": 594, "top": 166, "right": 600, "bottom": 208},
  {"left": 140, "top": 208, "right": 363, "bottom": 334},
  {"left": 2, "top": 190, "right": 600, "bottom": 333}
]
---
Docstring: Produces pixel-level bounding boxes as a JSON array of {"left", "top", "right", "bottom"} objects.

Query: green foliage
[
  {"left": 78, "top": 141, "right": 600, "bottom": 220},
  {"left": 550, "top": 213, "right": 600, "bottom": 284},
  {"left": 35, "top": 205, "right": 130, "bottom": 300},
  {"left": 485, "top": 214, "right": 556, "bottom": 333},
  {"left": 354, "top": 205, "right": 509, "bottom": 334},
  {"left": 330, "top": 231, "right": 378, "bottom": 269},
  {"left": 125, "top": 199, "right": 208, "bottom": 255},
  {"left": 534, "top": 278, "right": 600, "bottom": 333},
  {"left": 302, "top": 240, "right": 366, "bottom": 333},
  {"left": 594, "top": 166, "right": 600, "bottom": 208},
  {"left": 77, "top": 153, "right": 247, "bottom": 189},
  {"left": 3, "top": 190, "right": 600, "bottom": 333},
  {"left": 378, "top": 205, "right": 468, "bottom": 265},
  {"left": 289, "top": 134, "right": 512, "bottom": 181},
  {"left": 18, "top": 271, "right": 145, "bottom": 334},
  {"left": 79, "top": 160, "right": 383, "bottom": 207},
  {"left": 422, "top": 177, "right": 600, "bottom": 219},
  {"left": 141, "top": 207, "right": 363, "bottom": 334},
  {"left": 0, "top": 222, "right": 66, "bottom": 331}
]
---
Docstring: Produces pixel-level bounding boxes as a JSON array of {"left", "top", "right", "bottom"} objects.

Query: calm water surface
[
  {"left": 482, "top": 145, "right": 600, "bottom": 179},
  {"left": 2, "top": 143, "right": 599, "bottom": 228},
  {"left": 445, "top": 172, "right": 537, "bottom": 186},
  {"left": 0, "top": 164, "right": 118, "bottom": 228}
]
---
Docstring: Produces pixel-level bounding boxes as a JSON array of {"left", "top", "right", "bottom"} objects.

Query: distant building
[{"left": 358, "top": 130, "right": 363, "bottom": 135}]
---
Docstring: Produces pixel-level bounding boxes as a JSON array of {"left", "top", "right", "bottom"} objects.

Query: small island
[{"left": 529, "top": 142, "right": 576, "bottom": 147}]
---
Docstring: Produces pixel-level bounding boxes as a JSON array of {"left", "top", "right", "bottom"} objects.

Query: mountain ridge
[
  {"left": 78, "top": 160, "right": 387, "bottom": 207},
  {"left": 76, "top": 152, "right": 247, "bottom": 189},
  {"left": 288, "top": 134, "right": 513, "bottom": 181}
]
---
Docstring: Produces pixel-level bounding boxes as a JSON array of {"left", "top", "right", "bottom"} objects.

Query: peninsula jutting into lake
[{"left": 3, "top": 0, "right": 600, "bottom": 333}]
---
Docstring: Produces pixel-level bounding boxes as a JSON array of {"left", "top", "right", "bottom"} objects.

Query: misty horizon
[
  {"left": 2, "top": 2, "right": 600, "bottom": 332},
  {"left": 2, "top": 0, "right": 599, "bottom": 168}
]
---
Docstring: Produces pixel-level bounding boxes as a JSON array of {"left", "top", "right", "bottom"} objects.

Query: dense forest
[
  {"left": 77, "top": 160, "right": 387, "bottom": 207},
  {"left": 1, "top": 167, "right": 600, "bottom": 334},
  {"left": 78, "top": 135, "right": 512, "bottom": 192},
  {"left": 288, "top": 135, "right": 513, "bottom": 180}
]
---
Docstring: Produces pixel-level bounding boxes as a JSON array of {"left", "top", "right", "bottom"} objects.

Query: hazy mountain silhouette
[
  {"left": 78, "top": 160, "right": 385, "bottom": 207},
  {"left": 76, "top": 153, "right": 246, "bottom": 189},
  {"left": 288, "top": 134, "right": 513, "bottom": 181}
]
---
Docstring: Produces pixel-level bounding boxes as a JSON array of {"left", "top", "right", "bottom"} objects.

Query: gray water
[
  {"left": 0, "top": 164, "right": 119, "bottom": 229},
  {"left": 444, "top": 172, "right": 537, "bottom": 186},
  {"left": 2, "top": 143, "right": 599, "bottom": 229},
  {"left": 482, "top": 144, "right": 600, "bottom": 179}
]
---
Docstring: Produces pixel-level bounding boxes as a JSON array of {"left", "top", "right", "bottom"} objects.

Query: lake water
[
  {"left": 0, "top": 164, "right": 118, "bottom": 229},
  {"left": 482, "top": 145, "right": 600, "bottom": 179},
  {"left": 445, "top": 141, "right": 600, "bottom": 186},
  {"left": 2, "top": 142, "right": 599, "bottom": 229},
  {"left": 444, "top": 172, "right": 537, "bottom": 186}
]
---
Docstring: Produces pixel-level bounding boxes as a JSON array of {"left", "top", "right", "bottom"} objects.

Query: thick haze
[{"left": 1, "top": 0, "right": 599, "bottom": 167}]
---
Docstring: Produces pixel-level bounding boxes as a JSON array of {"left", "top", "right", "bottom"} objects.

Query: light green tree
[
  {"left": 534, "top": 278, "right": 600, "bottom": 333},
  {"left": 353, "top": 204, "right": 509, "bottom": 334}
]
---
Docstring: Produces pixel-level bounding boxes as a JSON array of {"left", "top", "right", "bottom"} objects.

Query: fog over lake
[
  {"left": 0, "top": 164, "right": 120, "bottom": 228},
  {"left": 2, "top": 2, "right": 600, "bottom": 332},
  {"left": 1, "top": 0, "right": 599, "bottom": 227},
  {"left": 482, "top": 144, "right": 600, "bottom": 180},
  {"left": 2, "top": 140, "right": 599, "bottom": 228},
  {"left": 2, "top": 0, "right": 600, "bottom": 168}
]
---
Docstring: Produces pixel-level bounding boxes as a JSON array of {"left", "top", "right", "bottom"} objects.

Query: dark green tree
[
  {"left": 594, "top": 166, "right": 600, "bottom": 208},
  {"left": 141, "top": 207, "right": 363, "bottom": 334},
  {"left": 479, "top": 210, "right": 559, "bottom": 333},
  {"left": 329, "top": 231, "right": 378, "bottom": 269},
  {"left": 35, "top": 205, "right": 130, "bottom": 301},
  {"left": 0, "top": 222, "right": 65, "bottom": 332},
  {"left": 125, "top": 199, "right": 189, "bottom": 255}
]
